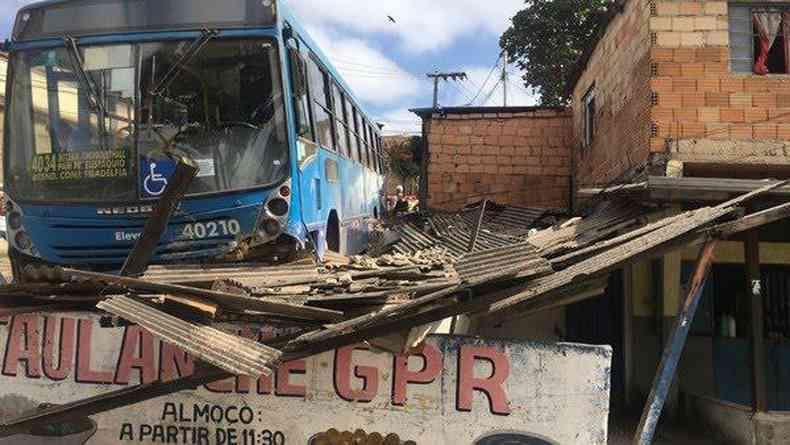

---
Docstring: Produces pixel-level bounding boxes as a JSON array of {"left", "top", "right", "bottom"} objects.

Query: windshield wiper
[
  {"left": 64, "top": 36, "right": 106, "bottom": 117},
  {"left": 149, "top": 29, "right": 218, "bottom": 97},
  {"left": 64, "top": 35, "right": 108, "bottom": 147}
]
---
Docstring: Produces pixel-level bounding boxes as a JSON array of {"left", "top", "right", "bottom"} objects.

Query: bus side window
[
  {"left": 306, "top": 56, "right": 334, "bottom": 151},
  {"left": 332, "top": 85, "right": 350, "bottom": 158},
  {"left": 287, "top": 44, "right": 313, "bottom": 142}
]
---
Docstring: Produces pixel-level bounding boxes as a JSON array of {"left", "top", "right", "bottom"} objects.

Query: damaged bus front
[{"left": 2, "top": 0, "right": 338, "bottom": 276}]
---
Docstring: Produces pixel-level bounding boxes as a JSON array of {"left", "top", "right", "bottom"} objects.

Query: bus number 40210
[{"left": 182, "top": 220, "right": 241, "bottom": 240}]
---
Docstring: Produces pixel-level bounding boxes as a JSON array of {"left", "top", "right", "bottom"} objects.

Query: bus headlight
[
  {"left": 267, "top": 198, "right": 289, "bottom": 217},
  {"left": 260, "top": 218, "right": 281, "bottom": 237}
]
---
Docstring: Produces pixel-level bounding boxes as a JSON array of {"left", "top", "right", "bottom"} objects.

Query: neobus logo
[
  {"left": 97, "top": 204, "right": 182, "bottom": 216},
  {"left": 97, "top": 206, "right": 155, "bottom": 216}
]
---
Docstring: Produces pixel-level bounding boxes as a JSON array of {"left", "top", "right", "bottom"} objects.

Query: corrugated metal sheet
[
  {"left": 453, "top": 243, "right": 552, "bottom": 284},
  {"left": 97, "top": 295, "right": 282, "bottom": 377}
]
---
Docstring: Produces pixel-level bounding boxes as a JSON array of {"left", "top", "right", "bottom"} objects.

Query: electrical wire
[{"left": 466, "top": 55, "right": 502, "bottom": 106}]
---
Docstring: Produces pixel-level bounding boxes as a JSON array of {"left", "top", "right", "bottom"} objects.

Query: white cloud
[
  {"left": 288, "top": 0, "right": 524, "bottom": 54},
  {"left": 307, "top": 26, "right": 421, "bottom": 107},
  {"left": 1, "top": 1, "right": 38, "bottom": 38},
  {"left": 376, "top": 108, "right": 423, "bottom": 136}
]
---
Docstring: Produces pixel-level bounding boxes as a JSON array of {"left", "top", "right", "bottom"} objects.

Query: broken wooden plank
[
  {"left": 97, "top": 295, "right": 281, "bottom": 377},
  {"left": 65, "top": 268, "right": 344, "bottom": 322},
  {"left": 121, "top": 156, "right": 199, "bottom": 277},
  {"left": 633, "top": 240, "right": 718, "bottom": 445},
  {"left": 163, "top": 294, "right": 220, "bottom": 319},
  {"left": 487, "top": 206, "right": 734, "bottom": 318}
]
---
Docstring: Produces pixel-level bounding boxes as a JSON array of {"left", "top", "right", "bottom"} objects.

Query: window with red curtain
[{"left": 729, "top": 6, "right": 790, "bottom": 74}]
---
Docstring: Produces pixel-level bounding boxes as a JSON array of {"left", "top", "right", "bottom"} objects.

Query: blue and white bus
[{"left": 3, "top": 0, "right": 386, "bottom": 276}]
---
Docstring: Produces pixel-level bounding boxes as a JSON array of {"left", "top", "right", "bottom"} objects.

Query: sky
[{"left": 0, "top": 0, "right": 538, "bottom": 135}]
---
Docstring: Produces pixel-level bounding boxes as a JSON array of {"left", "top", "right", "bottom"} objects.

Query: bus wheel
[{"left": 327, "top": 211, "right": 340, "bottom": 253}]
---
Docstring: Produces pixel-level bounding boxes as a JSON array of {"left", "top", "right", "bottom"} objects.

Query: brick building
[
  {"left": 410, "top": 106, "right": 572, "bottom": 211},
  {"left": 564, "top": 1, "right": 790, "bottom": 443}
]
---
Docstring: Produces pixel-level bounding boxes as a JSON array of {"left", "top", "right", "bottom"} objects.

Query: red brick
[
  {"left": 657, "top": 62, "right": 682, "bottom": 77},
  {"left": 682, "top": 93, "right": 706, "bottom": 107},
  {"left": 682, "top": 122, "right": 706, "bottom": 138},
  {"left": 754, "top": 124, "right": 778, "bottom": 140},
  {"left": 679, "top": 2, "right": 703, "bottom": 15},
  {"left": 777, "top": 124, "right": 790, "bottom": 139},
  {"left": 675, "top": 108, "right": 698, "bottom": 122},
  {"left": 672, "top": 78, "right": 697, "bottom": 92},
  {"left": 777, "top": 94, "right": 790, "bottom": 108},
  {"left": 681, "top": 63, "right": 705, "bottom": 77},
  {"left": 730, "top": 125, "right": 753, "bottom": 140},
  {"left": 698, "top": 79, "right": 720, "bottom": 92},
  {"left": 752, "top": 93, "right": 777, "bottom": 108},
  {"left": 698, "top": 108, "right": 720, "bottom": 122},
  {"left": 652, "top": 48, "right": 675, "bottom": 62},
  {"left": 705, "top": 92, "right": 729, "bottom": 107},
  {"left": 652, "top": 107, "right": 675, "bottom": 122},
  {"left": 744, "top": 78, "right": 771, "bottom": 93},
  {"left": 744, "top": 108, "right": 768, "bottom": 123},
  {"left": 651, "top": 77, "right": 674, "bottom": 92},
  {"left": 696, "top": 47, "right": 723, "bottom": 62},
  {"left": 720, "top": 109, "right": 745, "bottom": 123},
  {"left": 721, "top": 78, "right": 744, "bottom": 93},
  {"left": 673, "top": 48, "right": 697, "bottom": 63}
]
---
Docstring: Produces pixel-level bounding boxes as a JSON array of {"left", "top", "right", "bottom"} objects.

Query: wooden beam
[
  {"left": 65, "top": 268, "right": 344, "bottom": 323},
  {"left": 745, "top": 229, "right": 768, "bottom": 413},
  {"left": 120, "top": 157, "right": 199, "bottom": 277},
  {"left": 633, "top": 239, "right": 718, "bottom": 445}
]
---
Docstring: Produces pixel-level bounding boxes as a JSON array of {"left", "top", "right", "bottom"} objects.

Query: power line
[{"left": 466, "top": 54, "right": 502, "bottom": 106}]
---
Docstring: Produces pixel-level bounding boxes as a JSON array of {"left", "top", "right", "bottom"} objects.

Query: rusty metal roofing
[
  {"left": 97, "top": 295, "right": 282, "bottom": 377},
  {"left": 382, "top": 202, "right": 549, "bottom": 259}
]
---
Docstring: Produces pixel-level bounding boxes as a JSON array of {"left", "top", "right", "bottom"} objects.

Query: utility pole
[
  {"left": 427, "top": 71, "right": 468, "bottom": 109},
  {"left": 503, "top": 51, "right": 508, "bottom": 107}
]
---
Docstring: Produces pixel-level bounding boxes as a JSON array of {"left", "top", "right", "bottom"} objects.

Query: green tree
[
  {"left": 389, "top": 136, "right": 423, "bottom": 193},
  {"left": 501, "top": 0, "right": 613, "bottom": 106}
]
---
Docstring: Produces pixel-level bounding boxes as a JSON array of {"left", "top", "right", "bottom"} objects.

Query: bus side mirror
[{"left": 1, "top": 40, "right": 9, "bottom": 52}]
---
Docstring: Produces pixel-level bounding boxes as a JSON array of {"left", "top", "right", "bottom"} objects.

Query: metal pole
[
  {"left": 633, "top": 240, "right": 718, "bottom": 445},
  {"left": 502, "top": 50, "right": 508, "bottom": 107},
  {"left": 432, "top": 73, "right": 440, "bottom": 109},
  {"left": 745, "top": 229, "right": 768, "bottom": 412}
]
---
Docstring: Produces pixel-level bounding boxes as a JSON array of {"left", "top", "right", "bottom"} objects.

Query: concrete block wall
[
  {"left": 650, "top": 1, "right": 790, "bottom": 168},
  {"left": 572, "top": 0, "right": 654, "bottom": 189},
  {"left": 424, "top": 110, "right": 572, "bottom": 211}
]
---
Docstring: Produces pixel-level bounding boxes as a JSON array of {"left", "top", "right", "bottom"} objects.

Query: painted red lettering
[
  {"left": 114, "top": 326, "right": 156, "bottom": 384},
  {"left": 334, "top": 345, "right": 379, "bottom": 402},
  {"left": 42, "top": 317, "right": 75, "bottom": 381},
  {"left": 3, "top": 315, "right": 42, "bottom": 377},
  {"left": 457, "top": 345, "right": 511, "bottom": 415},
  {"left": 392, "top": 343, "right": 442, "bottom": 406},
  {"left": 276, "top": 360, "right": 306, "bottom": 397},
  {"left": 159, "top": 343, "right": 194, "bottom": 382},
  {"left": 76, "top": 319, "right": 113, "bottom": 384}
]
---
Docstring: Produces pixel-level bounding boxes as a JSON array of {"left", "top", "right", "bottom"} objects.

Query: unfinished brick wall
[
  {"left": 650, "top": 0, "right": 790, "bottom": 170},
  {"left": 423, "top": 110, "right": 572, "bottom": 211},
  {"left": 572, "top": 0, "right": 654, "bottom": 190}
]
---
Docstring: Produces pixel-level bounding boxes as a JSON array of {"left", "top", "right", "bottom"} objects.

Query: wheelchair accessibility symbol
[
  {"left": 140, "top": 157, "right": 176, "bottom": 198},
  {"left": 143, "top": 162, "right": 169, "bottom": 196}
]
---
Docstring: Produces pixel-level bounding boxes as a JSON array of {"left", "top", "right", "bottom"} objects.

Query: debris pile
[{"left": 1, "top": 181, "right": 790, "bottom": 436}]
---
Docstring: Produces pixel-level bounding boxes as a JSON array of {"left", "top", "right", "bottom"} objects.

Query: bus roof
[{"left": 11, "top": 0, "right": 382, "bottom": 132}]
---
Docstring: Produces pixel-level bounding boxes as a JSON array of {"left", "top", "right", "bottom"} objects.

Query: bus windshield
[{"left": 6, "top": 38, "right": 289, "bottom": 203}]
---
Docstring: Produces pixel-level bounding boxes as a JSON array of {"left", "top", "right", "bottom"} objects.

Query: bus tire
[{"left": 326, "top": 211, "right": 340, "bottom": 253}]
